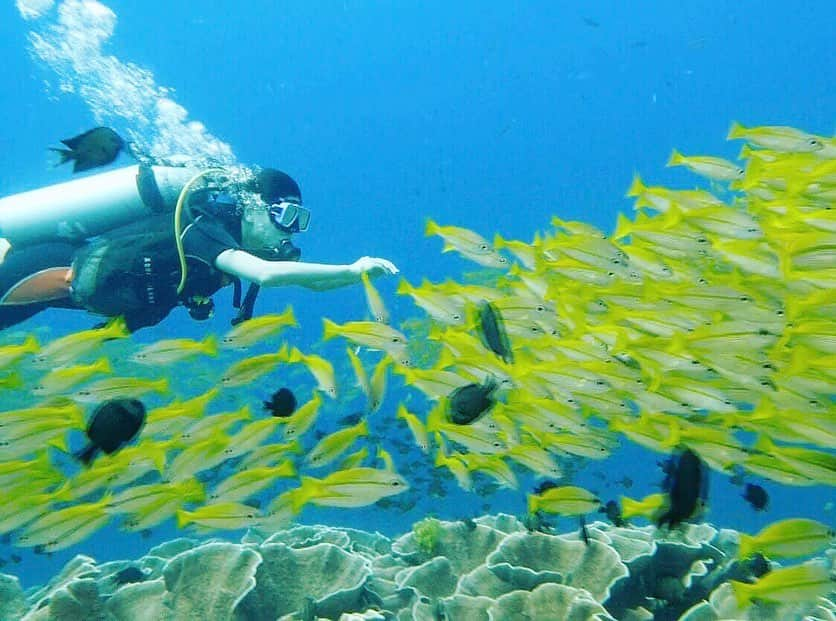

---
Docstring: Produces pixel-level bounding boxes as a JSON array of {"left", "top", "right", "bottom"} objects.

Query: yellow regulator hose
[{"left": 174, "top": 168, "right": 227, "bottom": 295}]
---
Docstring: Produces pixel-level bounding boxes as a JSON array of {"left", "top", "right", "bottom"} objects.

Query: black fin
[
  {"left": 49, "top": 148, "right": 74, "bottom": 164},
  {"left": 75, "top": 443, "right": 99, "bottom": 465}
]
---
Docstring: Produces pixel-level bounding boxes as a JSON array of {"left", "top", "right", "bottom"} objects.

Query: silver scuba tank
[{"left": 0, "top": 165, "right": 202, "bottom": 247}]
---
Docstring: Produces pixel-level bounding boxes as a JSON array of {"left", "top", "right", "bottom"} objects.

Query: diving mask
[{"left": 268, "top": 201, "right": 310, "bottom": 233}]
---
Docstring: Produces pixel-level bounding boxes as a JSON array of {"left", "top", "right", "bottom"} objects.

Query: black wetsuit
[{"left": 0, "top": 214, "right": 240, "bottom": 331}]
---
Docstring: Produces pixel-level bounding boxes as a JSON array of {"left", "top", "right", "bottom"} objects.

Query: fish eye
[
  {"left": 392, "top": 336, "right": 403, "bottom": 343},
  {"left": 499, "top": 257, "right": 508, "bottom": 263},
  {"left": 775, "top": 309, "right": 784, "bottom": 316},
  {"left": 696, "top": 236, "right": 709, "bottom": 244},
  {"left": 536, "top": 305, "right": 546, "bottom": 312},
  {"left": 739, "top": 295, "right": 751, "bottom": 302},
  {"left": 479, "top": 243, "right": 489, "bottom": 251},
  {"left": 391, "top": 480, "right": 402, "bottom": 486},
  {"left": 808, "top": 138, "right": 822, "bottom": 148},
  {"left": 697, "top": 278, "right": 708, "bottom": 285}
]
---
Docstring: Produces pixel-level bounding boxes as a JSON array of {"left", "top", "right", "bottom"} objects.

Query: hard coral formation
[{"left": 2, "top": 516, "right": 834, "bottom": 621}]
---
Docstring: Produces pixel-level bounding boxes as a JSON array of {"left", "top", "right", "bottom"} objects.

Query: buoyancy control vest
[{"left": 69, "top": 214, "right": 223, "bottom": 331}]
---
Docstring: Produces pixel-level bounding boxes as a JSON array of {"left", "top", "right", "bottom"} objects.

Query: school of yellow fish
[{"left": 0, "top": 122, "right": 833, "bottom": 606}]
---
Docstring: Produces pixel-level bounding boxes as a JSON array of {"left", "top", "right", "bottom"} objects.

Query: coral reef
[{"left": 2, "top": 516, "right": 833, "bottom": 621}]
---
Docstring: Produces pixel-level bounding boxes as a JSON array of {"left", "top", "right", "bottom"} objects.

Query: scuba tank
[{"left": 0, "top": 165, "right": 202, "bottom": 247}]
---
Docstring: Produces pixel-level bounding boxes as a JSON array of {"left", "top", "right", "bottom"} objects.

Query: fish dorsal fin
[{"left": 60, "top": 129, "right": 94, "bottom": 150}]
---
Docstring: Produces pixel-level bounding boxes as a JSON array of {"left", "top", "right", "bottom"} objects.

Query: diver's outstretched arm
[{"left": 215, "top": 249, "right": 398, "bottom": 291}]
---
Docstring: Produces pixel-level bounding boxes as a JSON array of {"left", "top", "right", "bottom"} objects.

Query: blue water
[{"left": 0, "top": 0, "right": 834, "bottom": 590}]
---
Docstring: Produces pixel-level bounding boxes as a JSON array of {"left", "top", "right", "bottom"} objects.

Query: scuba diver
[{"left": 0, "top": 161, "right": 398, "bottom": 331}]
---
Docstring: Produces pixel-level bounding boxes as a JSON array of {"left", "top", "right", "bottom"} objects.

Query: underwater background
[{"left": 0, "top": 1, "right": 834, "bottom": 619}]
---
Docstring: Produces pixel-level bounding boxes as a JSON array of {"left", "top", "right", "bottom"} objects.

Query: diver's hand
[{"left": 351, "top": 256, "right": 399, "bottom": 279}]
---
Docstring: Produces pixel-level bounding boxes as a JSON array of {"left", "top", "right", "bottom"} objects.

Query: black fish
[
  {"left": 113, "top": 566, "right": 145, "bottom": 584},
  {"left": 75, "top": 398, "right": 146, "bottom": 466},
  {"left": 532, "top": 479, "right": 559, "bottom": 495},
  {"left": 476, "top": 300, "right": 513, "bottom": 364},
  {"left": 742, "top": 483, "right": 769, "bottom": 511},
  {"left": 447, "top": 378, "right": 498, "bottom": 425},
  {"left": 656, "top": 448, "right": 708, "bottom": 529},
  {"left": 51, "top": 127, "right": 125, "bottom": 173},
  {"left": 337, "top": 411, "right": 364, "bottom": 427},
  {"left": 263, "top": 387, "right": 297, "bottom": 417},
  {"left": 600, "top": 500, "right": 626, "bottom": 527}
]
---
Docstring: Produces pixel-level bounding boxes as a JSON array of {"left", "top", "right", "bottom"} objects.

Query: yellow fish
[
  {"left": 176, "top": 502, "right": 262, "bottom": 531},
  {"left": 728, "top": 121, "right": 825, "bottom": 153},
  {"left": 208, "top": 462, "right": 296, "bottom": 504},
  {"left": 667, "top": 149, "right": 744, "bottom": 182},
  {"left": 71, "top": 376, "right": 168, "bottom": 403},
  {"left": 620, "top": 493, "right": 668, "bottom": 521},
  {"left": 396, "top": 404, "right": 430, "bottom": 453},
  {"left": 292, "top": 467, "right": 409, "bottom": 511},
  {"left": 220, "top": 345, "right": 288, "bottom": 387},
  {"left": 528, "top": 486, "right": 601, "bottom": 516},
  {"left": 305, "top": 420, "right": 369, "bottom": 469},
  {"left": 0, "top": 334, "right": 39, "bottom": 369},
  {"left": 17, "top": 495, "right": 111, "bottom": 552},
  {"left": 738, "top": 518, "right": 834, "bottom": 560},
  {"left": 32, "top": 357, "right": 111, "bottom": 396},
  {"left": 322, "top": 319, "right": 410, "bottom": 365},
  {"left": 425, "top": 219, "right": 508, "bottom": 269},
  {"left": 361, "top": 271, "right": 390, "bottom": 324},
  {"left": 281, "top": 346, "right": 338, "bottom": 398},
  {"left": 32, "top": 317, "right": 129, "bottom": 368},
  {"left": 219, "top": 306, "right": 297, "bottom": 349},
  {"left": 130, "top": 334, "right": 218, "bottom": 365},
  {"left": 730, "top": 562, "right": 834, "bottom": 608}
]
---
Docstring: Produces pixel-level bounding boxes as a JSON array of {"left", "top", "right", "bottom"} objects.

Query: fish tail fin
[
  {"left": 727, "top": 121, "right": 746, "bottom": 140},
  {"left": 527, "top": 494, "right": 539, "bottom": 515},
  {"left": 23, "top": 334, "right": 40, "bottom": 352},
  {"left": 96, "top": 357, "right": 112, "bottom": 374},
  {"left": 287, "top": 346, "right": 304, "bottom": 363},
  {"left": 667, "top": 149, "right": 684, "bottom": 167},
  {"left": 322, "top": 318, "right": 339, "bottom": 341},
  {"left": 75, "top": 443, "right": 98, "bottom": 466},
  {"left": 613, "top": 213, "right": 633, "bottom": 240},
  {"left": 395, "top": 278, "right": 412, "bottom": 296},
  {"left": 275, "top": 343, "right": 290, "bottom": 361},
  {"left": 619, "top": 496, "right": 640, "bottom": 519},
  {"left": 626, "top": 173, "right": 646, "bottom": 198},
  {"left": 737, "top": 533, "right": 755, "bottom": 559},
  {"left": 49, "top": 147, "right": 75, "bottom": 165},
  {"left": 104, "top": 316, "right": 130, "bottom": 339},
  {"left": 729, "top": 580, "right": 755, "bottom": 609},
  {"left": 175, "top": 510, "right": 192, "bottom": 529},
  {"left": 202, "top": 334, "right": 219, "bottom": 356},
  {"left": 424, "top": 218, "right": 440, "bottom": 237}
]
